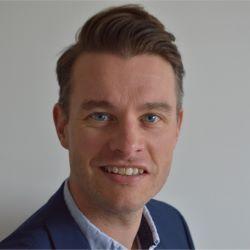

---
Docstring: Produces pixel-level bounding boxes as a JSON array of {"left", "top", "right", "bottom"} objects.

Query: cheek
[
  {"left": 69, "top": 128, "right": 108, "bottom": 159},
  {"left": 68, "top": 129, "right": 108, "bottom": 179},
  {"left": 145, "top": 132, "right": 176, "bottom": 196},
  {"left": 148, "top": 130, "right": 177, "bottom": 170}
]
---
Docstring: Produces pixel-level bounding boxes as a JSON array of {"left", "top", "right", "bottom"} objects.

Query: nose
[{"left": 108, "top": 121, "right": 144, "bottom": 158}]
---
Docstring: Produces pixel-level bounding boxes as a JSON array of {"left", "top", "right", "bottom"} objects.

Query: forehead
[{"left": 71, "top": 52, "right": 176, "bottom": 108}]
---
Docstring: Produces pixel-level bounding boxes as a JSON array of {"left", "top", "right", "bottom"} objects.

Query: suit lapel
[{"left": 44, "top": 183, "right": 90, "bottom": 249}]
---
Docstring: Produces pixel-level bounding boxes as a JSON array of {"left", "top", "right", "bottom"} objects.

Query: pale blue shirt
[{"left": 63, "top": 180, "right": 160, "bottom": 249}]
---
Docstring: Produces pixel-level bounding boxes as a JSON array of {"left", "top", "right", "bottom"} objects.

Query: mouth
[
  {"left": 100, "top": 165, "right": 148, "bottom": 185},
  {"left": 101, "top": 166, "right": 146, "bottom": 176}
]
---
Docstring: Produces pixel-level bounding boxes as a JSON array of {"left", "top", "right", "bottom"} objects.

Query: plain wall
[{"left": 0, "top": 1, "right": 250, "bottom": 248}]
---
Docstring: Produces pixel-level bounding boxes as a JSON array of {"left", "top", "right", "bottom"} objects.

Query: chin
[
  {"left": 100, "top": 191, "right": 153, "bottom": 215},
  {"left": 107, "top": 201, "right": 144, "bottom": 215}
]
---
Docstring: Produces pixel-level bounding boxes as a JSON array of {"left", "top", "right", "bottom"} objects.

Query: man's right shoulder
[
  {"left": 0, "top": 227, "right": 52, "bottom": 249},
  {"left": 0, "top": 184, "right": 65, "bottom": 249}
]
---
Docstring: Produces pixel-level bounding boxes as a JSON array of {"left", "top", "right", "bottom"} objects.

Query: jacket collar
[
  {"left": 43, "top": 182, "right": 174, "bottom": 249},
  {"left": 43, "top": 183, "right": 90, "bottom": 249}
]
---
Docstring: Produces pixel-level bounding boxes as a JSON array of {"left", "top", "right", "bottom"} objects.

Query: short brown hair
[{"left": 56, "top": 4, "right": 184, "bottom": 117}]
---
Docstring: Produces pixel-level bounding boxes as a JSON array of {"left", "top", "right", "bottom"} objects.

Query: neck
[
  {"left": 93, "top": 211, "right": 142, "bottom": 249},
  {"left": 68, "top": 179, "right": 143, "bottom": 249}
]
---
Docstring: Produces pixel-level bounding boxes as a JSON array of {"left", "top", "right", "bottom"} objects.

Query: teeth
[
  {"left": 126, "top": 168, "right": 133, "bottom": 176},
  {"left": 104, "top": 166, "right": 145, "bottom": 176},
  {"left": 139, "top": 169, "right": 144, "bottom": 174},
  {"left": 118, "top": 168, "right": 125, "bottom": 175},
  {"left": 112, "top": 167, "right": 118, "bottom": 174},
  {"left": 132, "top": 168, "right": 139, "bottom": 175}
]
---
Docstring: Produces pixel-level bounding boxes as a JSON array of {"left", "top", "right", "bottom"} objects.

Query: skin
[{"left": 53, "top": 52, "right": 183, "bottom": 249}]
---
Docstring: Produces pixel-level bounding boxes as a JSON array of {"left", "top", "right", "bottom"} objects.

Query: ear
[
  {"left": 53, "top": 103, "right": 69, "bottom": 149},
  {"left": 176, "top": 109, "right": 183, "bottom": 139}
]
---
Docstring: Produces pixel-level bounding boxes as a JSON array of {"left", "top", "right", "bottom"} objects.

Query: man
[{"left": 0, "top": 4, "right": 194, "bottom": 249}]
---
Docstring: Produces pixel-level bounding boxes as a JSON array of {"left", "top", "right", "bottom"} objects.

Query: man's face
[{"left": 54, "top": 52, "right": 182, "bottom": 214}]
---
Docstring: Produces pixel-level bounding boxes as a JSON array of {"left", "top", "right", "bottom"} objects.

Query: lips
[
  {"left": 102, "top": 166, "right": 145, "bottom": 176},
  {"left": 99, "top": 164, "right": 148, "bottom": 185},
  {"left": 100, "top": 164, "right": 148, "bottom": 186}
]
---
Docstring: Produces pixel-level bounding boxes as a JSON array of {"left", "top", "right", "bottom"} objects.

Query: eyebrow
[
  {"left": 141, "top": 102, "right": 173, "bottom": 114},
  {"left": 80, "top": 100, "right": 173, "bottom": 113},
  {"left": 80, "top": 100, "right": 115, "bottom": 110}
]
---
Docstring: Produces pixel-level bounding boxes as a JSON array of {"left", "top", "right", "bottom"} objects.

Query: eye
[
  {"left": 89, "top": 112, "right": 111, "bottom": 122},
  {"left": 142, "top": 114, "right": 160, "bottom": 123}
]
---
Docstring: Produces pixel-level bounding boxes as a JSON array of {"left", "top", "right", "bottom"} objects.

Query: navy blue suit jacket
[{"left": 0, "top": 183, "right": 194, "bottom": 249}]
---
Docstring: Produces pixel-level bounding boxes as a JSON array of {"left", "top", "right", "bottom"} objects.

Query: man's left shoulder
[
  {"left": 146, "top": 199, "right": 195, "bottom": 249},
  {"left": 146, "top": 198, "right": 185, "bottom": 218},
  {"left": 146, "top": 198, "right": 191, "bottom": 229}
]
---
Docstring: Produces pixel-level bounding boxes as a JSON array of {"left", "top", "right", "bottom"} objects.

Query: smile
[{"left": 103, "top": 166, "right": 145, "bottom": 176}]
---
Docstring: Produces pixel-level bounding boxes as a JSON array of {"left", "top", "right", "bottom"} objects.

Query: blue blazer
[{"left": 0, "top": 183, "right": 194, "bottom": 249}]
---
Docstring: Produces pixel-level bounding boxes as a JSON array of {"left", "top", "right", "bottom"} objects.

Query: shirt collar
[{"left": 63, "top": 180, "right": 160, "bottom": 249}]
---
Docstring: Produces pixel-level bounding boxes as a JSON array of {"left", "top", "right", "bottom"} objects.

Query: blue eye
[
  {"left": 143, "top": 114, "right": 159, "bottom": 123},
  {"left": 90, "top": 113, "right": 110, "bottom": 121}
]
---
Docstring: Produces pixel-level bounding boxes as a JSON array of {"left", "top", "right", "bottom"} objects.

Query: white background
[{"left": 0, "top": 1, "right": 250, "bottom": 248}]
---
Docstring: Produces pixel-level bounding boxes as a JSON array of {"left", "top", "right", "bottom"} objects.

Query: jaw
[
  {"left": 68, "top": 155, "right": 169, "bottom": 217},
  {"left": 69, "top": 168, "right": 154, "bottom": 216}
]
